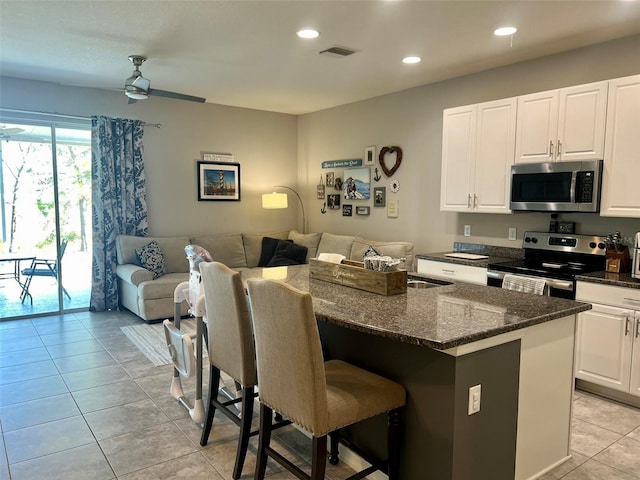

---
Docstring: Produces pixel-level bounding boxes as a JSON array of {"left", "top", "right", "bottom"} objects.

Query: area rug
[{"left": 121, "top": 319, "right": 205, "bottom": 367}]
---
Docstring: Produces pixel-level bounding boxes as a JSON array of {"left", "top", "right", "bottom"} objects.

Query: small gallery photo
[
  {"left": 327, "top": 194, "right": 341, "bottom": 209},
  {"left": 365, "top": 146, "right": 376, "bottom": 165},
  {"left": 356, "top": 206, "right": 370, "bottom": 216},
  {"left": 326, "top": 171, "right": 334, "bottom": 187},
  {"left": 317, "top": 183, "right": 325, "bottom": 199},
  {"left": 342, "top": 204, "right": 353, "bottom": 216},
  {"left": 373, "top": 186, "right": 386, "bottom": 207}
]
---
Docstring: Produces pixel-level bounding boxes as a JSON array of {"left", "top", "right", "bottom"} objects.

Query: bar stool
[
  {"left": 199, "top": 262, "right": 289, "bottom": 479},
  {"left": 246, "top": 278, "right": 406, "bottom": 480}
]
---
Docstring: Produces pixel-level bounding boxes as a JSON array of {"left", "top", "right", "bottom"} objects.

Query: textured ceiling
[{"left": 1, "top": 0, "right": 640, "bottom": 114}]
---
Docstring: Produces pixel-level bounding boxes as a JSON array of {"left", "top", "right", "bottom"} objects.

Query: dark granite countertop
[
  {"left": 242, "top": 265, "right": 591, "bottom": 350},
  {"left": 576, "top": 271, "right": 640, "bottom": 289}
]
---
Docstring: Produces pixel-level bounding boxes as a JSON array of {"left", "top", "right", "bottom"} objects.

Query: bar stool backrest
[{"left": 247, "top": 278, "right": 329, "bottom": 435}]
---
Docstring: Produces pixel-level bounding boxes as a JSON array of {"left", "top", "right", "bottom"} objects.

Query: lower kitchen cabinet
[
  {"left": 575, "top": 281, "right": 640, "bottom": 397},
  {"left": 417, "top": 258, "right": 487, "bottom": 285}
]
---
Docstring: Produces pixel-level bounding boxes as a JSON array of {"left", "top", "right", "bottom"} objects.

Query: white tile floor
[{"left": 1, "top": 310, "right": 639, "bottom": 480}]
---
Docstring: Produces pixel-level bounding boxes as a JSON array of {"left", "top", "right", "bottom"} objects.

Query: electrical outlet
[
  {"left": 464, "top": 225, "right": 471, "bottom": 237},
  {"left": 468, "top": 384, "right": 481, "bottom": 415},
  {"left": 508, "top": 227, "right": 517, "bottom": 241}
]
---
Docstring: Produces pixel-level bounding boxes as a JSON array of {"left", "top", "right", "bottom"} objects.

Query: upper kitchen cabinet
[
  {"left": 515, "top": 81, "right": 608, "bottom": 164},
  {"left": 441, "top": 98, "right": 516, "bottom": 214},
  {"left": 600, "top": 74, "right": 640, "bottom": 218}
]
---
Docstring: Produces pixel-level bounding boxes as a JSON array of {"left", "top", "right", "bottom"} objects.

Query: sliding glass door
[{"left": 0, "top": 120, "right": 91, "bottom": 319}]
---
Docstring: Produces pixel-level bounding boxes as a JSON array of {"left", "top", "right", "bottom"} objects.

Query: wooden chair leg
[
  {"left": 387, "top": 408, "right": 401, "bottom": 480},
  {"left": 200, "top": 366, "right": 221, "bottom": 446},
  {"left": 254, "top": 403, "right": 273, "bottom": 480},
  {"left": 328, "top": 431, "right": 340, "bottom": 465},
  {"left": 232, "top": 386, "right": 254, "bottom": 480},
  {"left": 311, "top": 436, "right": 328, "bottom": 480}
]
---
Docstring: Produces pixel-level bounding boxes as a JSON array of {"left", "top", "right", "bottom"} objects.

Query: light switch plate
[
  {"left": 387, "top": 199, "right": 399, "bottom": 218},
  {"left": 468, "top": 384, "right": 481, "bottom": 415},
  {"left": 508, "top": 227, "right": 517, "bottom": 241},
  {"left": 464, "top": 225, "right": 471, "bottom": 237}
]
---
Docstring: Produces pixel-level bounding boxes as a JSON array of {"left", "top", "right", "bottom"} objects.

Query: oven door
[{"left": 486, "top": 270, "right": 576, "bottom": 299}]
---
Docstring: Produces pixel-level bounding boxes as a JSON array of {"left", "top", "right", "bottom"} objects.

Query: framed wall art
[
  {"left": 365, "top": 146, "right": 376, "bottom": 165},
  {"left": 373, "top": 186, "right": 386, "bottom": 207},
  {"left": 202, "top": 152, "right": 234, "bottom": 162},
  {"left": 356, "top": 206, "right": 370, "bottom": 216},
  {"left": 343, "top": 167, "right": 370, "bottom": 200},
  {"left": 342, "top": 204, "right": 353, "bottom": 217},
  {"left": 326, "top": 171, "right": 335, "bottom": 187},
  {"left": 327, "top": 194, "right": 341, "bottom": 209},
  {"left": 197, "top": 161, "right": 241, "bottom": 201}
]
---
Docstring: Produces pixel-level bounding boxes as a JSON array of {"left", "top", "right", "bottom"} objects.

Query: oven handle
[{"left": 486, "top": 270, "right": 574, "bottom": 291}]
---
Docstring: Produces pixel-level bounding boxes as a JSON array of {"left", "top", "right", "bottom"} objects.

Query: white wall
[
  {"left": 0, "top": 77, "right": 299, "bottom": 237},
  {"left": 298, "top": 35, "right": 640, "bottom": 254}
]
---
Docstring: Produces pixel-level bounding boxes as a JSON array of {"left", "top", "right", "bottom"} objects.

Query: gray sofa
[{"left": 115, "top": 230, "right": 414, "bottom": 322}]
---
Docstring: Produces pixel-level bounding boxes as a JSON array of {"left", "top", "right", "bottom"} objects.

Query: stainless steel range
[{"left": 487, "top": 231, "right": 607, "bottom": 299}]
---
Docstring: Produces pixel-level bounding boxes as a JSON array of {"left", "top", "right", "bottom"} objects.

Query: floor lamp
[{"left": 262, "top": 186, "right": 306, "bottom": 234}]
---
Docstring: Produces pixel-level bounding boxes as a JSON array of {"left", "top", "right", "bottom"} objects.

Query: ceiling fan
[{"left": 124, "top": 55, "right": 206, "bottom": 104}]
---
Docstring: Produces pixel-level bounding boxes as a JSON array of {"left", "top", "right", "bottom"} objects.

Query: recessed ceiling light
[
  {"left": 297, "top": 29, "right": 320, "bottom": 39},
  {"left": 402, "top": 56, "right": 421, "bottom": 64},
  {"left": 494, "top": 26, "right": 517, "bottom": 36}
]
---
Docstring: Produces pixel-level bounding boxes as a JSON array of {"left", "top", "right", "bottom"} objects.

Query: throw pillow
[
  {"left": 266, "top": 241, "right": 308, "bottom": 267},
  {"left": 258, "top": 237, "right": 293, "bottom": 267},
  {"left": 135, "top": 240, "right": 166, "bottom": 279}
]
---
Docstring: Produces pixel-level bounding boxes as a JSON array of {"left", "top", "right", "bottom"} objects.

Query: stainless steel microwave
[{"left": 510, "top": 160, "right": 603, "bottom": 212}]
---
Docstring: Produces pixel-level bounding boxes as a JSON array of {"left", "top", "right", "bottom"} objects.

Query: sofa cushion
[
  {"left": 350, "top": 237, "right": 415, "bottom": 270},
  {"left": 116, "top": 235, "right": 190, "bottom": 273},
  {"left": 287, "top": 231, "right": 321, "bottom": 262},
  {"left": 191, "top": 234, "right": 247, "bottom": 268},
  {"left": 242, "top": 231, "right": 290, "bottom": 267},
  {"left": 116, "top": 264, "right": 154, "bottom": 286},
  {"left": 135, "top": 241, "right": 166, "bottom": 279},
  {"left": 258, "top": 237, "right": 293, "bottom": 267},
  {"left": 316, "top": 232, "right": 355, "bottom": 258},
  {"left": 138, "top": 273, "right": 190, "bottom": 301},
  {"left": 266, "top": 241, "right": 308, "bottom": 267}
]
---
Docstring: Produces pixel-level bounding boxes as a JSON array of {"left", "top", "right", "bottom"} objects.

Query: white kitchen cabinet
[
  {"left": 515, "top": 81, "right": 608, "bottom": 164},
  {"left": 440, "top": 98, "right": 515, "bottom": 213},
  {"left": 600, "top": 74, "right": 640, "bottom": 218},
  {"left": 417, "top": 258, "right": 487, "bottom": 285},
  {"left": 575, "top": 281, "right": 640, "bottom": 397}
]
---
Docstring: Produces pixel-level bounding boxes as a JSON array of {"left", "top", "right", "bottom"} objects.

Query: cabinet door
[
  {"left": 575, "top": 303, "right": 633, "bottom": 392},
  {"left": 441, "top": 105, "right": 475, "bottom": 212},
  {"left": 515, "top": 90, "right": 559, "bottom": 164},
  {"left": 556, "top": 81, "right": 608, "bottom": 162},
  {"left": 474, "top": 98, "right": 516, "bottom": 214},
  {"left": 600, "top": 74, "right": 640, "bottom": 217},
  {"left": 631, "top": 311, "right": 640, "bottom": 397}
]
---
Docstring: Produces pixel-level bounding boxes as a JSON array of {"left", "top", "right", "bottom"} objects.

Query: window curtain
[{"left": 90, "top": 116, "right": 148, "bottom": 311}]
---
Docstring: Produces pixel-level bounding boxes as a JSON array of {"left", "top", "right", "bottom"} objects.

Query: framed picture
[
  {"left": 326, "top": 172, "right": 334, "bottom": 187},
  {"left": 202, "top": 152, "right": 234, "bottom": 162},
  {"left": 327, "top": 194, "right": 341, "bottom": 209},
  {"left": 342, "top": 204, "right": 353, "bottom": 216},
  {"left": 317, "top": 183, "right": 325, "bottom": 199},
  {"left": 197, "top": 161, "right": 240, "bottom": 201},
  {"left": 334, "top": 177, "right": 343, "bottom": 190},
  {"left": 356, "top": 206, "right": 370, "bottom": 216},
  {"left": 365, "top": 146, "right": 376, "bottom": 165},
  {"left": 343, "top": 167, "right": 371, "bottom": 200},
  {"left": 373, "top": 186, "right": 386, "bottom": 207}
]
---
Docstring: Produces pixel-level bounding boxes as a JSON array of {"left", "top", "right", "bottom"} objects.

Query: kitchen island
[{"left": 242, "top": 265, "right": 592, "bottom": 480}]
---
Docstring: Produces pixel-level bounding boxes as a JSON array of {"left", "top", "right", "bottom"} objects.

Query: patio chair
[{"left": 21, "top": 240, "right": 71, "bottom": 304}]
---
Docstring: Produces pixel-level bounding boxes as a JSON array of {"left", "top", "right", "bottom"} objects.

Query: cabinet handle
[
  {"left": 468, "top": 194, "right": 472, "bottom": 208},
  {"left": 625, "top": 316, "right": 631, "bottom": 336},
  {"left": 549, "top": 140, "right": 554, "bottom": 158},
  {"left": 623, "top": 297, "right": 640, "bottom": 305},
  {"left": 473, "top": 194, "right": 478, "bottom": 208},
  {"left": 636, "top": 318, "right": 640, "bottom": 339},
  {"left": 557, "top": 141, "right": 562, "bottom": 158},
  {"left": 442, "top": 269, "right": 455, "bottom": 275}
]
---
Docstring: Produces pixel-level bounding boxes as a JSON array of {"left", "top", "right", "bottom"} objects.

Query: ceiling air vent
[{"left": 319, "top": 46, "right": 357, "bottom": 58}]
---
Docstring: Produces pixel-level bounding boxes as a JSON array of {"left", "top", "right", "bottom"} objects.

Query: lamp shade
[{"left": 262, "top": 192, "right": 288, "bottom": 209}]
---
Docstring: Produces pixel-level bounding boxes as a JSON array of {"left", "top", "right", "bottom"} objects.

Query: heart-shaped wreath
[{"left": 378, "top": 146, "right": 402, "bottom": 177}]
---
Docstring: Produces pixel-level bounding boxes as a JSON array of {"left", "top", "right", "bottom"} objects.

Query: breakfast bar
[{"left": 242, "top": 265, "right": 592, "bottom": 480}]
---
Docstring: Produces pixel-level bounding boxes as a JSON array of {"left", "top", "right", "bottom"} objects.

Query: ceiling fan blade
[{"left": 149, "top": 89, "right": 206, "bottom": 103}]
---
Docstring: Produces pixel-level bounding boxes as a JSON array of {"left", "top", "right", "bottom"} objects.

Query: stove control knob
[
  {"left": 598, "top": 242, "right": 606, "bottom": 250},
  {"left": 524, "top": 236, "right": 531, "bottom": 243},
  {"left": 589, "top": 242, "right": 597, "bottom": 249},
  {"left": 531, "top": 237, "right": 538, "bottom": 244}
]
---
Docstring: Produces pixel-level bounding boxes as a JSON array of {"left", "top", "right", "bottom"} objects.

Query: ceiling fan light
[
  {"left": 494, "top": 26, "right": 517, "bottom": 36},
  {"left": 125, "top": 86, "right": 148, "bottom": 100}
]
